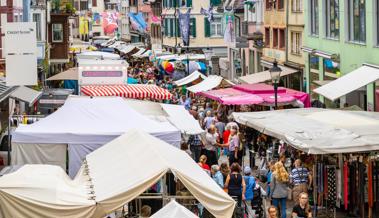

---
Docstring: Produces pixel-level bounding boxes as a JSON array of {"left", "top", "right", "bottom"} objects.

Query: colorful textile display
[
  {"left": 102, "top": 12, "right": 119, "bottom": 34},
  {"left": 200, "top": 6, "right": 214, "bottom": 22}
]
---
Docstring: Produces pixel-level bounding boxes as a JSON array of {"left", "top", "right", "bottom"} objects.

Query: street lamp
[{"left": 269, "top": 60, "right": 282, "bottom": 109}]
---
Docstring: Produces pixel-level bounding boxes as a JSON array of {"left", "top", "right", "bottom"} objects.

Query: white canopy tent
[
  {"left": 187, "top": 75, "right": 234, "bottom": 93},
  {"left": 10, "top": 86, "right": 42, "bottom": 107},
  {"left": 174, "top": 70, "right": 207, "bottom": 87},
  {"left": 233, "top": 108, "right": 379, "bottom": 154},
  {"left": 132, "top": 48, "right": 146, "bottom": 57},
  {"left": 11, "top": 96, "right": 180, "bottom": 177},
  {"left": 150, "top": 200, "right": 199, "bottom": 218},
  {"left": 124, "top": 99, "right": 204, "bottom": 135},
  {"left": 76, "top": 51, "right": 121, "bottom": 60},
  {"left": 238, "top": 66, "right": 297, "bottom": 84},
  {"left": 0, "top": 130, "right": 235, "bottom": 218},
  {"left": 314, "top": 65, "right": 379, "bottom": 100}
]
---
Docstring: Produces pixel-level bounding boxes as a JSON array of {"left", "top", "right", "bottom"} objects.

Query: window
[
  {"left": 273, "top": 28, "right": 278, "bottom": 48},
  {"left": 92, "top": 0, "right": 97, "bottom": 7},
  {"left": 80, "top": 1, "right": 88, "bottom": 10},
  {"left": 310, "top": 55, "right": 319, "bottom": 70},
  {"left": 325, "top": 0, "right": 339, "bottom": 39},
  {"left": 291, "top": 32, "right": 302, "bottom": 55},
  {"left": 310, "top": 0, "right": 319, "bottom": 35},
  {"left": 265, "top": 27, "right": 270, "bottom": 47},
  {"left": 266, "top": 0, "right": 271, "bottom": 10},
  {"left": 52, "top": 23, "right": 63, "bottom": 42},
  {"left": 292, "top": 0, "right": 302, "bottom": 12},
  {"left": 279, "top": 29, "right": 285, "bottom": 49},
  {"left": 278, "top": 0, "right": 284, "bottom": 10},
  {"left": 347, "top": 0, "right": 366, "bottom": 43},
  {"left": 210, "top": 17, "right": 222, "bottom": 37},
  {"left": 33, "top": 13, "right": 42, "bottom": 41},
  {"left": 210, "top": 0, "right": 222, "bottom": 6}
]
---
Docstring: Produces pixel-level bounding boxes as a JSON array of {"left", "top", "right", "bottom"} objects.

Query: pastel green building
[{"left": 303, "top": 0, "right": 379, "bottom": 110}]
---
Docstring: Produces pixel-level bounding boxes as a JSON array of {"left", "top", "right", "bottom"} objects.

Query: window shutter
[
  {"left": 176, "top": 19, "right": 180, "bottom": 37},
  {"left": 173, "top": 0, "right": 177, "bottom": 7},
  {"left": 164, "top": 19, "right": 168, "bottom": 36},
  {"left": 211, "top": 0, "right": 221, "bottom": 6},
  {"left": 191, "top": 18, "right": 196, "bottom": 37},
  {"left": 186, "top": 0, "right": 192, "bottom": 7},
  {"left": 204, "top": 18, "right": 210, "bottom": 37}
]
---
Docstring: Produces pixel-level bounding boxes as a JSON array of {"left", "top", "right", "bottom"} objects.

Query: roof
[
  {"left": 187, "top": 75, "right": 234, "bottom": 93},
  {"left": 233, "top": 108, "right": 379, "bottom": 154},
  {"left": 10, "top": 86, "right": 42, "bottom": 106},
  {"left": 0, "top": 79, "right": 16, "bottom": 102},
  {"left": 46, "top": 68, "right": 78, "bottom": 81},
  {"left": 76, "top": 51, "right": 121, "bottom": 60},
  {"left": 174, "top": 71, "right": 207, "bottom": 86},
  {"left": 314, "top": 65, "right": 379, "bottom": 100},
  {"left": 239, "top": 66, "right": 298, "bottom": 84}
]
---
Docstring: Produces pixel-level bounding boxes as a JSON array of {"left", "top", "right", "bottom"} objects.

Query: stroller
[{"left": 250, "top": 185, "right": 265, "bottom": 218}]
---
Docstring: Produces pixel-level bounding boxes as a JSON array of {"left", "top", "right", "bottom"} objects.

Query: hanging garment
[
  {"left": 343, "top": 161, "right": 349, "bottom": 210},
  {"left": 223, "top": 15, "right": 235, "bottom": 44},
  {"left": 178, "top": 8, "right": 191, "bottom": 46},
  {"left": 200, "top": 6, "right": 214, "bottom": 22},
  {"left": 326, "top": 166, "right": 336, "bottom": 218},
  {"left": 368, "top": 160, "right": 373, "bottom": 208}
]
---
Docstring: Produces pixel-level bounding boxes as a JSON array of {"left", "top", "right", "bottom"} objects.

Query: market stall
[
  {"left": 11, "top": 97, "right": 181, "bottom": 177},
  {"left": 0, "top": 130, "right": 235, "bottom": 218},
  {"left": 76, "top": 51, "right": 121, "bottom": 60},
  {"left": 187, "top": 75, "right": 234, "bottom": 93},
  {"left": 233, "top": 108, "right": 379, "bottom": 218},
  {"left": 174, "top": 70, "right": 207, "bottom": 87}
]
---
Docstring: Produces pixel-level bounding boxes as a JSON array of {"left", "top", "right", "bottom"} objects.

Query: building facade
[
  {"left": 150, "top": 0, "right": 163, "bottom": 50},
  {"left": 304, "top": 0, "right": 379, "bottom": 110},
  {"left": 162, "top": 0, "right": 227, "bottom": 74}
]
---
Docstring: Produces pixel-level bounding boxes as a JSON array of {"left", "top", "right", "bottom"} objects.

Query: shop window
[
  {"left": 52, "top": 23, "right": 63, "bottom": 43},
  {"left": 279, "top": 29, "right": 285, "bottom": 49},
  {"left": 325, "top": 0, "right": 339, "bottom": 39},
  {"left": 347, "top": 0, "right": 366, "bottom": 43},
  {"left": 273, "top": 28, "right": 278, "bottom": 48},
  {"left": 310, "top": 0, "right": 319, "bottom": 36},
  {"left": 265, "top": 27, "right": 270, "bottom": 47}
]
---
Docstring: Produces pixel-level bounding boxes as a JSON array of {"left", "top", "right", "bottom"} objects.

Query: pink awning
[
  {"left": 200, "top": 88, "right": 264, "bottom": 105},
  {"left": 200, "top": 83, "right": 310, "bottom": 107}
]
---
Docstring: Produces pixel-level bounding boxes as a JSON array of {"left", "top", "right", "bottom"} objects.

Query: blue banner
[{"left": 178, "top": 9, "right": 191, "bottom": 46}]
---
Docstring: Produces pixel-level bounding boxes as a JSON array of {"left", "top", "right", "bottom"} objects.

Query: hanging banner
[
  {"left": 178, "top": 8, "right": 191, "bottom": 46},
  {"left": 5, "top": 22, "right": 37, "bottom": 86},
  {"left": 200, "top": 6, "right": 214, "bottom": 22},
  {"left": 102, "top": 12, "right": 119, "bottom": 35}
]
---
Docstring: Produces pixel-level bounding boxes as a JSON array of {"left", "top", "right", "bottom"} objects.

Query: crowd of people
[{"left": 127, "top": 62, "right": 314, "bottom": 218}]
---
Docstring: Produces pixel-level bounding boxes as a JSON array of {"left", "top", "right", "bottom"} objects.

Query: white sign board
[
  {"left": 5, "top": 22, "right": 38, "bottom": 86},
  {"left": 78, "top": 60, "right": 129, "bottom": 85}
]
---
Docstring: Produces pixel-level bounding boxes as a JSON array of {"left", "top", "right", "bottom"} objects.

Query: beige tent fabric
[
  {"left": 0, "top": 165, "right": 96, "bottom": 218},
  {"left": 46, "top": 68, "right": 78, "bottom": 81},
  {"left": 151, "top": 200, "right": 199, "bottom": 218},
  {"left": 0, "top": 130, "right": 235, "bottom": 218}
]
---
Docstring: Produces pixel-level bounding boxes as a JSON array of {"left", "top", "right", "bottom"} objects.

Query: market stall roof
[
  {"left": 132, "top": 48, "right": 146, "bottom": 57},
  {"left": 81, "top": 84, "right": 172, "bottom": 100},
  {"left": 0, "top": 130, "right": 235, "bottom": 218},
  {"left": 178, "top": 54, "right": 206, "bottom": 60},
  {"left": 238, "top": 67, "right": 297, "bottom": 84},
  {"left": 0, "top": 79, "right": 17, "bottom": 102},
  {"left": 200, "top": 88, "right": 264, "bottom": 105},
  {"left": 124, "top": 99, "right": 204, "bottom": 135},
  {"left": 10, "top": 86, "right": 42, "bottom": 107},
  {"left": 156, "top": 54, "right": 179, "bottom": 61},
  {"left": 174, "top": 70, "right": 207, "bottom": 86},
  {"left": 150, "top": 200, "right": 198, "bottom": 218},
  {"left": 46, "top": 68, "right": 78, "bottom": 81},
  {"left": 312, "top": 80, "right": 332, "bottom": 86},
  {"left": 117, "top": 44, "right": 137, "bottom": 54},
  {"left": 314, "top": 65, "right": 379, "bottom": 100},
  {"left": 76, "top": 51, "right": 121, "bottom": 60},
  {"left": 139, "top": 50, "right": 152, "bottom": 58},
  {"left": 187, "top": 75, "right": 234, "bottom": 93},
  {"left": 233, "top": 108, "right": 379, "bottom": 154}
]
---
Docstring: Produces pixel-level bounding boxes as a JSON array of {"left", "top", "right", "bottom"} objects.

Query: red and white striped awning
[{"left": 81, "top": 84, "right": 173, "bottom": 100}]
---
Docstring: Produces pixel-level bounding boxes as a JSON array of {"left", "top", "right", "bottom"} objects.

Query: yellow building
[{"left": 162, "top": 0, "right": 227, "bottom": 73}]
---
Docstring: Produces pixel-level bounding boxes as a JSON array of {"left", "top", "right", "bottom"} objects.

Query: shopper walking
[
  {"left": 218, "top": 126, "right": 240, "bottom": 166},
  {"left": 270, "top": 162, "right": 289, "bottom": 218},
  {"left": 188, "top": 134, "right": 203, "bottom": 163},
  {"left": 292, "top": 192, "right": 312, "bottom": 218},
  {"left": 203, "top": 125, "right": 219, "bottom": 166},
  {"left": 290, "top": 159, "right": 312, "bottom": 204},
  {"left": 198, "top": 155, "right": 210, "bottom": 175},
  {"left": 224, "top": 163, "right": 246, "bottom": 206},
  {"left": 211, "top": 165, "right": 224, "bottom": 189}
]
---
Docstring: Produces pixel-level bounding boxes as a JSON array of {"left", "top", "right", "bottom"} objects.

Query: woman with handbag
[{"left": 270, "top": 161, "right": 289, "bottom": 218}]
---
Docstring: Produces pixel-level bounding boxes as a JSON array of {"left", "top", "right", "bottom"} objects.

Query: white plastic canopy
[
  {"left": 174, "top": 70, "right": 207, "bottom": 86},
  {"left": 151, "top": 200, "right": 199, "bottom": 218},
  {"left": 124, "top": 99, "right": 204, "bottom": 135},
  {"left": 187, "top": 75, "right": 234, "bottom": 93},
  {"left": 314, "top": 65, "right": 379, "bottom": 100},
  {"left": 0, "top": 130, "right": 236, "bottom": 218},
  {"left": 238, "top": 66, "right": 297, "bottom": 84},
  {"left": 11, "top": 96, "right": 180, "bottom": 177},
  {"left": 10, "top": 86, "right": 42, "bottom": 107},
  {"left": 76, "top": 51, "right": 121, "bottom": 60},
  {"left": 233, "top": 108, "right": 379, "bottom": 154}
]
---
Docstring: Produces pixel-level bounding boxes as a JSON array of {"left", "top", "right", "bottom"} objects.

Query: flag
[
  {"left": 200, "top": 6, "right": 214, "bottom": 22},
  {"left": 178, "top": 8, "right": 191, "bottom": 46}
]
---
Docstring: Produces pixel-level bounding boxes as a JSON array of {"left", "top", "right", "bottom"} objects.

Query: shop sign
[{"left": 82, "top": 71, "right": 123, "bottom": 77}]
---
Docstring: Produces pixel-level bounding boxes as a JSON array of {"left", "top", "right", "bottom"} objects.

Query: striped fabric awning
[{"left": 81, "top": 84, "right": 173, "bottom": 100}]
